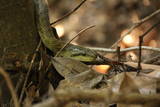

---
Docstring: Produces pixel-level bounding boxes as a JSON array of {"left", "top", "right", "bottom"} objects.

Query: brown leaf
[
  {"left": 108, "top": 73, "right": 139, "bottom": 93},
  {"left": 119, "top": 73, "right": 139, "bottom": 94},
  {"left": 108, "top": 72, "right": 157, "bottom": 94},
  {"left": 52, "top": 57, "right": 104, "bottom": 89},
  {"left": 52, "top": 57, "right": 90, "bottom": 78},
  {"left": 109, "top": 73, "right": 140, "bottom": 107},
  {"left": 58, "top": 70, "right": 103, "bottom": 89}
]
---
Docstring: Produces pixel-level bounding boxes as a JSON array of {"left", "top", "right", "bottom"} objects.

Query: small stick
[
  {"left": 117, "top": 46, "right": 121, "bottom": 62},
  {"left": 88, "top": 46, "right": 160, "bottom": 53},
  {"left": 50, "top": 0, "right": 87, "bottom": 25},
  {"left": 137, "top": 36, "right": 143, "bottom": 74},
  {"left": 19, "top": 41, "right": 41, "bottom": 103},
  {"left": 111, "top": 8, "right": 160, "bottom": 48},
  {"left": 55, "top": 25, "right": 95, "bottom": 57},
  {"left": 45, "top": 25, "right": 95, "bottom": 74},
  {"left": 137, "top": 20, "right": 160, "bottom": 74},
  {"left": 0, "top": 68, "right": 20, "bottom": 107}
]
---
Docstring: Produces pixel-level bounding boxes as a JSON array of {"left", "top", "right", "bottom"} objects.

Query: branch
[
  {"left": 19, "top": 41, "right": 41, "bottom": 103},
  {"left": 0, "top": 67, "right": 20, "bottom": 107},
  {"left": 50, "top": 0, "right": 87, "bottom": 25},
  {"left": 55, "top": 25, "right": 95, "bottom": 57},
  {"left": 111, "top": 8, "right": 160, "bottom": 48},
  {"left": 137, "top": 20, "right": 160, "bottom": 73},
  {"left": 88, "top": 46, "right": 160, "bottom": 53},
  {"left": 32, "top": 89, "right": 160, "bottom": 107}
]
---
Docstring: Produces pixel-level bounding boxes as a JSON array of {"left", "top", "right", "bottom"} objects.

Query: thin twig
[
  {"left": 88, "top": 46, "right": 160, "bottom": 53},
  {"left": 117, "top": 46, "right": 121, "bottom": 62},
  {"left": 137, "top": 20, "right": 160, "bottom": 74},
  {"left": 55, "top": 25, "right": 95, "bottom": 57},
  {"left": 50, "top": 0, "right": 87, "bottom": 25},
  {"left": 111, "top": 8, "right": 160, "bottom": 48},
  {"left": 46, "top": 25, "right": 95, "bottom": 71},
  {"left": 0, "top": 67, "right": 20, "bottom": 107},
  {"left": 141, "top": 21, "right": 160, "bottom": 38},
  {"left": 19, "top": 41, "right": 41, "bottom": 103},
  {"left": 137, "top": 36, "right": 143, "bottom": 74},
  {"left": 15, "top": 74, "right": 25, "bottom": 93},
  {"left": 10, "top": 73, "right": 25, "bottom": 106}
]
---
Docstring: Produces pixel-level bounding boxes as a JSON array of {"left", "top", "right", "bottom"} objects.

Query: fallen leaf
[
  {"left": 52, "top": 57, "right": 104, "bottom": 89},
  {"left": 58, "top": 70, "right": 103, "bottom": 89},
  {"left": 52, "top": 57, "right": 90, "bottom": 78},
  {"left": 119, "top": 73, "right": 139, "bottom": 94}
]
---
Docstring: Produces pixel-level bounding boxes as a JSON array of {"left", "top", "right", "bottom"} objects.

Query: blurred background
[
  {"left": 47, "top": 0, "right": 160, "bottom": 47},
  {"left": 46, "top": 0, "right": 160, "bottom": 73}
]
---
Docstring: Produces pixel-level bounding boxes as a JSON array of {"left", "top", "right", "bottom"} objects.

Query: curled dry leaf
[
  {"left": 107, "top": 61, "right": 160, "bottom": 107},
  {"left": 108, "top": 72, "right": 157, "bottom": 107},
  {"left": 122, "top": 72, "right": 157, "bottom": 107},
  {"left": 108, "top": 71, "right": 158, "bottom": 95},
  {"left": 108, "top": 73, "right": 139, "bottom": 94},
  {"left": 107, "top": 64, "right": 160, "bottom": 107},
  {"left": 117, "top": 73, "right": 140, "bottom": 107},
  {"left": 119, "top": 73, "right": 139, "bottom": 94},
  {"left": 125, "top": 62, "right": 160, "bottom": 94}
]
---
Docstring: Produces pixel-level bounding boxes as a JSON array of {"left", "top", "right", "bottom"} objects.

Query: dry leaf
[
  {"left": 52, "top": 57, "right": 90, "bottom": 78},
  {"left": 108, "top": 73, "right": 139, "bottom": 93},
  {"left": 58, "top": 70, "right": 103, "bottom": 89},
  {"left": 118, "top": 73, "right": 140, "bottom": 107},
  {"left": 119, "top": 73, "right": 139, "bottom": 94},
  {"left": 108, "top": 71, "right": 158, "bottom": 107},
  {"left": 52, "top": 57, "right": 104, "bottom": 89}
]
